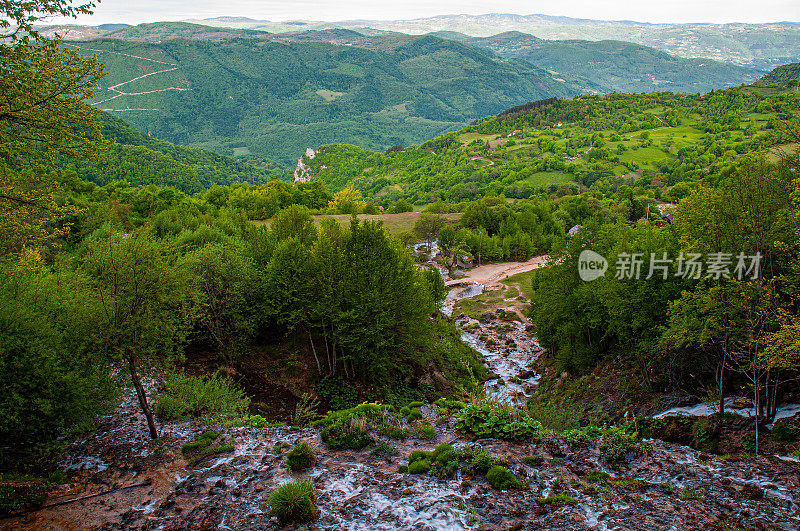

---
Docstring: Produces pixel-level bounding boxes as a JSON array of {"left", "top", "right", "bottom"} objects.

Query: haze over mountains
[{"left": 186, "top": 13, "right": 800, "bottom": 69}]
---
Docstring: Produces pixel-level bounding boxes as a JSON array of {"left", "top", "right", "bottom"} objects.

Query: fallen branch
[{"left": 1, "top": 479, "right": 152, "bottom": 518}]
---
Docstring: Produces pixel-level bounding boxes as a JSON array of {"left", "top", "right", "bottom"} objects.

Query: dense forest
[{"left": 69, "top": 32, "right": 578, "bottom": 164}]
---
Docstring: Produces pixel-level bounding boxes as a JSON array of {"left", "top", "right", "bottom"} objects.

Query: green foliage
[
  {"left": 429, "top": 443, "right": 459, "bottom": 478},
  {"left": 317, "top": 377, "right": 360, "bottom": 411},
  {"left": 407, "top": 459, "right": 431, "bottom": 474},
  {"left": 269, "top": 480, "right": 317, "bottom": 525},
  {"left": 369, "top": 442, "right": 397, "bottom": 458},
  {"left": 455, "top": 401, "right": 544, "bottom": 441},
  {"left": 72, "top": 35, "right": 578, "bottom": 166},
  {"left": 0, "top": 265, "right": 116, "bottom": 465},
  {"left": 292, "top": 393, "right": 321, "bottom": 428},
  {"left": 286, "top": 442, "right": 316, "bottom": 472},
  {"left": 741, "top": 432, "right": 757, "bottom": 453},
  {"left": 414, "top": 420, "right": 437, "bottom": 440},
  {"left": 0, "top": 476, "right": 49, "bottom": 515},
  {"left": 771, "top": 420, "right": 800, "bottom": 442},
  {"left": 181, "top": 430, "right": 233, "bottom": 466},
  {"left": 314, "top": 403, "right": 391, "bottom": 450},
  {"left": 537, "top": 493, "right": 578, "bottom": 505},
  {"left": 156, "top": 371, "right": 250, "bottom": 421},
  {"left": 462, "top": 447, "right": 495, "bottom": 475},
  {"left": 582, "top": 470, "right": 611, "bottom": 483},
  {"left": 599, "top": 427, "right": 639, "bottom": 463},
  {"left": 486, "top": 466, "right": 524, "bottom": 490}
]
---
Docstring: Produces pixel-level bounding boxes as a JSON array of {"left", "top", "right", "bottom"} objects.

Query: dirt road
[{"left": 445, "top": 255, "right": 549, "bottom": 287}]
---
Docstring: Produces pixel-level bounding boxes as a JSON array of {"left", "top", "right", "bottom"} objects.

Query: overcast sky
[{"left": 48, "top": 0, "right": 800, "bottom": 26}]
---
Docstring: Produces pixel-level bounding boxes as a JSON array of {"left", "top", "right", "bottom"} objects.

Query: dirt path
[{"left": 445, "top": 255, "right": 549, "bottom": 287}]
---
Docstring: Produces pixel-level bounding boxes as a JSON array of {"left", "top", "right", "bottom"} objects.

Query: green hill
[
  {"left": 299, "top": 84, "right": 800, "bottom": 201},
  {"left": 434, "top": 32, "right": 762, "bottom": 94},
  {"left": 71, "top": 26, "right": 586, "bottom": 165},
  {"left": 757, "top": 63, "right": 800, "bottom": 85},
  {"left": 61, "top": 112, "right": 284, "bottom": 194}
]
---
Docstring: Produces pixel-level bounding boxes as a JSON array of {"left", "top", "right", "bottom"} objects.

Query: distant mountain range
[{"left": 186, "top": 13, "right": 800, "bottom": 70}]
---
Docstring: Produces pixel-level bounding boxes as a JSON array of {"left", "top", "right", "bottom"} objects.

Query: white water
[{"left": 654, "top": 398, "right": 800, "bottom": 428}]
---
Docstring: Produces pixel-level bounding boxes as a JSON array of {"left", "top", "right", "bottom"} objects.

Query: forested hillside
[
  {"left": 438, "top": 32, "right": 761, "bottom": 94},
  {"left": 70, "top": 29, "right": 582, "bottom": 164},
  {"left": 301, "top": 84, "right": 800, "bottom": 202},
  {"left": 61, "top": 112, "right": 286, "bottom": 193}
]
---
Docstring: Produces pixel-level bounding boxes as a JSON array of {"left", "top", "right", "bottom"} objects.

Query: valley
[{"left": 3, "top": 3, "right": 800, "bottom": 528}]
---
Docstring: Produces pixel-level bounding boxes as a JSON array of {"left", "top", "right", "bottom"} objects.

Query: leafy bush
[
  {"left": 292, "top": 393, "right": 321, "bottom": 427},
  {"left": 455, "top": 401, "right": 544, "bottom": 441},
  {"left": 462, "top": 446, "right": 495, "bottom": 475},
  {"left": 406, "top": 408, "right": 422, "bottom": 421},
  {"left": 486, "top": 466, "right": 523, "bottom": 490},
  {"left": 270, "top": 480, "right": 317, "bottom": 525},
  {"left": 315, "top": 403, "right": 409, "bottom": 449},
  {"left": 286, "top": 442, "right": 316, "bottom": 472},
  {"left": 414, "top": 420, "right": 437, "bottom": 439},
  {"left": 157, "top": 371, "right": 249, "bottom": 421},
  {"left": 320, "top": 417, "right": 374, "bottom": 450},
  {"left": 154, "top": 395, "right": 187, "bottom": 420},
  {"left": 435, "top": 398, "right": 465, "bottom": 410},
  {"left": 430, "top": 443, "right": 459, "bottom": 478},
  {"left": 741, "top": 432, "right": 757, "bottom": 453},
  {"left": 369, "top": 442, "right": 397, "bottom": 458},
  {"left": 600, "top": 427, "right": 639, "bottom": 463},
  {"left": 408, "top": 459, "right": 431, "bottom": 474},
  {"left": 407, "top": 401, "right": 425, "bottom": 408},
  {"left": 0, "top": 476, "right": 49, "bottom": 514}
]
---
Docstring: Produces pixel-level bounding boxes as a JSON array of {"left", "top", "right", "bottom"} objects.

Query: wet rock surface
[
  {"left": 4, "top": 271, "right": 799, "bottom": 530},
  {"left": 5, "top": 395, "right": 799, "bottom": 530}
]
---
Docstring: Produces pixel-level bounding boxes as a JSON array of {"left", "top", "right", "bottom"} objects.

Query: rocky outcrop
[{"left": 293, "top": 148, "right": 316, "bottom": 183}]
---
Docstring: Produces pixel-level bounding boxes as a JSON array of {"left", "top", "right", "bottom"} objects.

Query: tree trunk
[
  {"left": 308, "top": 329, "right": 321, "bottom": 374},
  {"left": 128, "top": 354, "right": 158, "bottom": 440}
]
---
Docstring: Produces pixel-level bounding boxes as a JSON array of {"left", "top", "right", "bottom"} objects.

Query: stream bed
[{"left": 6, "top": 278, "right": 800, "bottom": 530}]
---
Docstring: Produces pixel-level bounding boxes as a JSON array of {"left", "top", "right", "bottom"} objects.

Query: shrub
[
  {"left": 456, "top": 401, "right": 543, "bottom": 441},
  {"left": 406, "top": 408, "right": 422, "bottom": 422},
  {"left": 408, "top": 450, "right": 429, "bottom": 463},
  {"left": 463, "top": 447, "right": 495, "bottom": 474},
  {"left": 369, "top": 442, "right": 397, "bottom": 458},
  {"left": 286, "top": 442, "right": 316, "bottom": 472},
  {"left": 600, "top": 427, "right": 638, "bottom": 463},
  {"left": 158, "top": 371, "right": 249, "bottom": 421},
  {"left": 181, "top": 431, "right": 233, "bottom": 466},
  {"left": 398, "top": 465, "right": 408, "bottom": 473},
  {"left": 270, "top": 480, "right": 317, "bottom": 525},
  {"left": 435, "top": 398, "right": 465, "bottom": 410},
  {"left": 537, "top": 493, "right": 577, "bottom": 505},
  {"left": 408, "top": 459, "right": 431, "bottom": 474},
  {"left": 320, "top": 418, "right": 374, "bottom": 450},
  {"left": 486, "top": 466, "right": 523, "bottom": 490},
  {"left": 430, "top": 443, "right": 459, "bottom": 478},
  {"left": 771, "top": 420, "right": 800, "bottom": 442},
  {"left": 407, "top": 401, "right": 425, "bottom": 408},
  {"left": 0, "top": 476, "right": 49, "bottom": 514},
  {"left": 741, "top": 432, "right": 757, "bottom": 453},
  {"left": 582, "top": 470, "right": 610, "bottom": 483},
  {"left": 155, "top": 395, "right": 188, "bottom": 420},
  {"left": 414, "top": 420, "right": 437, "bottom": 440}
]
